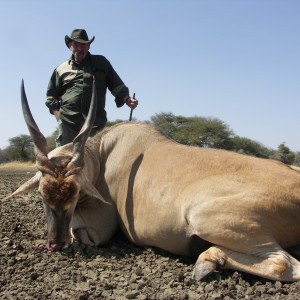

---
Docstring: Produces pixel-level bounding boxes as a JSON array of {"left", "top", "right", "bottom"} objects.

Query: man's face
[{"left": 69, "top": 41, "right": 90, "bottom": 63}]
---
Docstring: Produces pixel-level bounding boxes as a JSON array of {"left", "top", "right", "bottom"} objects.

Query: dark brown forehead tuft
[{"left": 40, "top": 175, "right": 79, "bottom": 210}]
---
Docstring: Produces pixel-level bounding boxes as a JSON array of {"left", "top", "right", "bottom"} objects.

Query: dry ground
[{"left": 1, "top": 164, "right": 300, "bottom": 299}]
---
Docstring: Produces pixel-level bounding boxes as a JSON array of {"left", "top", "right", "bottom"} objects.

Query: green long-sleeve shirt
[{"left": 46, "top": 52, "right": 129, "bottom": 131}]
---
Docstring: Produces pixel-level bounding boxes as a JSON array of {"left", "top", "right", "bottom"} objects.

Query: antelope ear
[
  {"left": 1, "top": 172, "right": 41, "bottom": 202},
  {"left": 79, "top": 173, "right": 110, "bottom": 205}
]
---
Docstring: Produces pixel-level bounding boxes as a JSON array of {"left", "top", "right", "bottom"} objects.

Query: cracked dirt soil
[{"left": 1, "top": 166, "right": 300, "bottom": 299}]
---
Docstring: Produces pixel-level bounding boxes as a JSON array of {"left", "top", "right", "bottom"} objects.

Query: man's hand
[
  {"left": 53, "top": 110, "right": 59, "bottom": 119},
  {"left": 126, "top": 97, "right": 138, "bottom": 109},
  {"left": 126, "top": 97, "right": 139, "bottom": 109}
]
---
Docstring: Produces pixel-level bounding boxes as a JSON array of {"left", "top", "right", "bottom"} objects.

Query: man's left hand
[{"left": 126, "top": 97, "right": 138, "bottom": 109}]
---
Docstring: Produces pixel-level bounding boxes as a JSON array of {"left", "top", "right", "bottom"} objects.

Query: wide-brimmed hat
[{"left": 65, "top": 29, "right": 95, "bottom": 47}]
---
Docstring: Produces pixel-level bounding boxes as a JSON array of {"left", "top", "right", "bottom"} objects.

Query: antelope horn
[
  {"left": 66, "top": 78, "right": 97, "bottom": 176},
  {"left": 21, "top": 80, "right": 55, "bottom": 176}
]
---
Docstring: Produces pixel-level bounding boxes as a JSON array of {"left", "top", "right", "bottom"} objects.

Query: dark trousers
[{"left": 56, "top": 119, "right": 103, "bottom": 147}]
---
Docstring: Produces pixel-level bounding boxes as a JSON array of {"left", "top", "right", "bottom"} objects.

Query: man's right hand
[{"left": 53, "top": 110, "right": 59, "bottom": 119}]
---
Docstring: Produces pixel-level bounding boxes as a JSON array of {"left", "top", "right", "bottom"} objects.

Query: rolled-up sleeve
[{"left": 112, "top": 84, "right": 129, "bottom": 107}]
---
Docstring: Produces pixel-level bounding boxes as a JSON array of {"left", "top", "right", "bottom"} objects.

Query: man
[{"left": 46, "top": 29, "right": 138, "bottom": 146}]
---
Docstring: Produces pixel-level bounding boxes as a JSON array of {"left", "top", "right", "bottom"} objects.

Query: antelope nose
[{"left": 46, "top": 239, "right": 69, "bottom": 252}]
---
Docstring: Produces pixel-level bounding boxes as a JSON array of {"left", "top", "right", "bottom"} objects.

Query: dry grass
[{"left": 0, "top": 161, "right": 35, "bottom": 171}]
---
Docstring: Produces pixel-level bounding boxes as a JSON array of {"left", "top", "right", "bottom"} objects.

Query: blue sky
[{"left": 1, "top": 0, "right": 300, "bottom": 151}]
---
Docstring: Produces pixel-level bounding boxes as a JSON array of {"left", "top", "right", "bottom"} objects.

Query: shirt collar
[{"left": 69, "top": 51, "right": 91, "bottom": 65}]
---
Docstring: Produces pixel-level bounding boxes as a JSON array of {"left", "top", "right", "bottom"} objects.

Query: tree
[
  {"left": 0, "top": 148, "right": 7, "bottom": 163},
  {"left": 150, "top": 112, "right": 178, "bottom": 137},
  {"left": 231, "top": 136, "right": 272, "bottom": 158},
  {"left": 273, "top": 143, "right": 295, "bottom": 165},
  {"left": 46, "top": 129, "right": 58, "bottom": 152},
  {"left": 6, "top": 134, "right": 34, "bottom": 161},
  {"left": 293, "top": 152, "right": 300, "bottom": 167},
  {"left": 151, "top": 112, "right": 234, "bottom": 149},
  {"left": 106, "top": 119, "right": 124, "bottom": 127}
]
